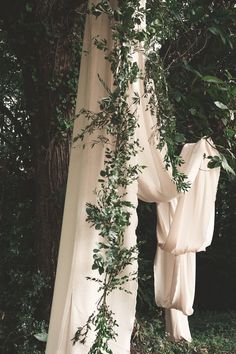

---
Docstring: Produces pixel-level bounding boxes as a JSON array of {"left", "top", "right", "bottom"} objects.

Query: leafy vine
[
  {"left": 71, "top": 0, "right": 196, "bottom": 352},
  {"left": 70, "top": 0, "right": 236, "bottom": 351},
  {"left": 72, "top": 1, "right": 146, "bottom": 352}
]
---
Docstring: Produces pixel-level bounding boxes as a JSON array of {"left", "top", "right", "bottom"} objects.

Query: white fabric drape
[
  {"left": 46, "top": 1, "right": 220, "bottom": 353},
  {"left": 133, "top": 43, "right": 220, "bottom": 341}
]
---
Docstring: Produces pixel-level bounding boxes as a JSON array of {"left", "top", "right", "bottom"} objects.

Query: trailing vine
[
  {"left": 144, "top": 50, "right": 191, "bottom": 192},
  {"left": 76, "top": 0, "right": 236, "bottom": 351},
  {"left": 72, "top": 0, "right": 194, "bottom": 352},
  {"left": 73, "top": 1, "right": 146, "bottom": 352},
  {"left": 144, "top": 3, "right": 191, "bottom": 192}
]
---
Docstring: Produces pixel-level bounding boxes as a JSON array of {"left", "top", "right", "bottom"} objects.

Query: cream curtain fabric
[{"left": 45, "top": 1, "right": 220, "bottom": 353}]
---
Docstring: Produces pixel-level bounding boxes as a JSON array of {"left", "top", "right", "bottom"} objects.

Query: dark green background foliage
[
  {"left": 0, "top": 0, "right": 85, "bottom": 351},
  {"left": 131, "top": 311, "right": 236, "bottom": 353},
  {"left": 145, "top": 0, "right": 236, "bottom": 312},
  {"left": 0, "top": 0, "right": 235, "bottom": 353},
  {"left": 0, "top": 28, "right": 49, "bottom": 353}
]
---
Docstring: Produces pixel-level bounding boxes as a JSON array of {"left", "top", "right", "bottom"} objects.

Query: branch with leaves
[{"left": 72, "top": 1, "right": 146, "bottom": 352}]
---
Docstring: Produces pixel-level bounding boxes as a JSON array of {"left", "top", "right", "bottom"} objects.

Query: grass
[{"left": 131, "top": 310, "right": 236, "bottom": 354}]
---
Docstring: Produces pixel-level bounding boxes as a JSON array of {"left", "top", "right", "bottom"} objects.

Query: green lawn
[{"left": 131, "top": 310, "right": 236, "bottom": 354}]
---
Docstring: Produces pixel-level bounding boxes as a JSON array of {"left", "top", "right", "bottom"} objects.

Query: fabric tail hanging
[
  {"left": 133, "top": 39, "right": 220, "bottom": 337},
  {"left": 46, "top": 2, "right": 139, "bottom": 353}
]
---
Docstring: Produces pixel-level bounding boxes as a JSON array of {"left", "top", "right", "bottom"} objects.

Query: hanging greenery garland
[
  {"left": 72, "top": 0, "right": 235, "bottom": 352},
  {"left": 72, "top": 1, "right": 146, "bottom": 352},
  {"left": 72, "top": 0, "right": 191, "bottom": 352}
]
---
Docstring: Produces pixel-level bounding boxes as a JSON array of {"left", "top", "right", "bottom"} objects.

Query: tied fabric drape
[{"left": 46, "top": 1, "right": 220, "bottom": 353}]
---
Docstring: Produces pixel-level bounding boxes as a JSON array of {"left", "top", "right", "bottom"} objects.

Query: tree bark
[{"left": 0, "top": 0, "right": 87, "bottom": 317}]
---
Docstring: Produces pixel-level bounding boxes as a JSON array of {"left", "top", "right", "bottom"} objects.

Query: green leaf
[
  {"left": 100, "top": 170, "right": 106, "bottom": 177},
  {"left": 221, "top": 155, "right": 235, "bottom": 176},
  {"left": 214, "top": 101, "right": 228, "bottom": 110},
  {"left": 183, "top": 61, "right": 202, "bottom": 78},
  {"left": 202, "top": 76, "right": 224, "bottom": 84},
  {"left": 208, "top": 26, "right": 220, "bottom": 36},
  {"left": 231, "top": 87, "right": 236, "bottom": 96},
  {"left": 34, "top": 332, "right": 48, "bottom": 342},
  {"left": 207, "top": 155, "right": 222, "bottom": 169},
  {"left": 208, "top": 26, "right": 226, "bottom": 44},
  {"left": 25, "top": 3, "right": 32, "bottom": 12},
  {"left": 208, "top": 154, "right": 235, "bottom": 175},
  {"left": 175, "top": 132, "right": 186, "bottom": 144}
]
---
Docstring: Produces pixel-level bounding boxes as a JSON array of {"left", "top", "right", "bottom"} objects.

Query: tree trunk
[{"left": 0, "top": 0, "right": 87, "bottom": 317}]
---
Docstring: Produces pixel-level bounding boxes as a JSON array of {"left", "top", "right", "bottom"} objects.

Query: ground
[{"left": 131, "top": 310, "right": 236, "bottom": 354}]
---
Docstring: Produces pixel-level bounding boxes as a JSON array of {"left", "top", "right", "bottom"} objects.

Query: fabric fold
[{"left": 46, "top": 0, "right": 220, "bottom": 352}]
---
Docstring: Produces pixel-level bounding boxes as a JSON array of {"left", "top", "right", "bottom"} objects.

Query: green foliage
[
  {"left": 147, "top": 0, "right": 236, "bottom": 314},
  {"left": 73, "top": 303, "right": 118, "bottom": 354},
  {"left": 146, "top": 0, "right": 236, "bottom": 175},
  {"left": 0, "top": 28, "right": 48, "bottom": 354},
  {"left": 73, "top": 1, "right": 147, "bottom": 351},
  {"left": 0, "top": 191, "right": 49, "bottom": 354},
  {"left": 73, "top": 1, "right": 236, "bottom": 352},
  {"left": 195, "top": 176, "right": 236, "bottom": 311},
  {"left": 1, "top": 0, "right": 86, "bottom": 350},
  {"left": 131, "top": 311, "right": 236, "bottom": 354},
  {"left": 0, "top": 1, "right": 235, "bottom": 353},
  {"left": 136, "top": 201, "right": 157, "bottom": 315}
]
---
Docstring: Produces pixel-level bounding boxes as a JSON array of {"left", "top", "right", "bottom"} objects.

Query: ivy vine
[
  {"left": 72, "top": 1, "right": 146, "bottom": 352},
  {"left": 71, "top": 0, "right": 195, "bottom": 352}
]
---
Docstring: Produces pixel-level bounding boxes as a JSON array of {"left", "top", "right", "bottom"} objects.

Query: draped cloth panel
[
  {"left": 46, "top": 4, "right": 139, "bottom": 353},
  {"left": 46, "top": 1, "right": 220, "bottom": 353}
]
